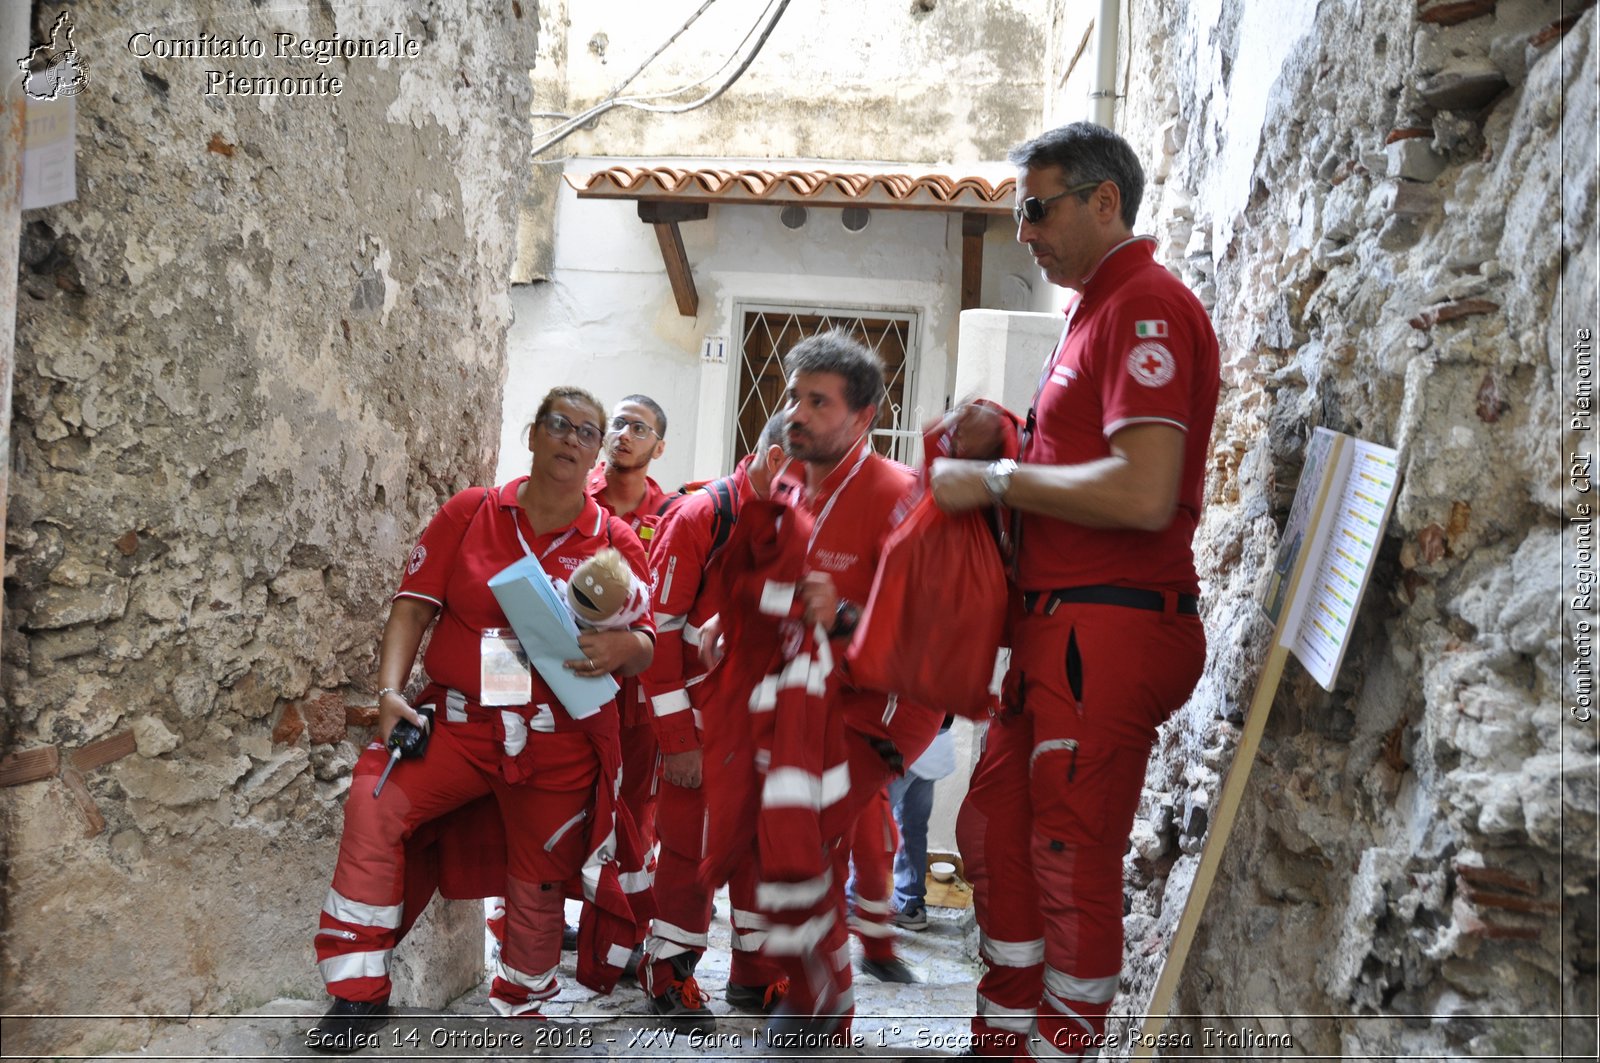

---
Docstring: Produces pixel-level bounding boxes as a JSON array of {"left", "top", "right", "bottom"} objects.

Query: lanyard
[
  {"left": 805, "top": 434, "right": 873, "bottom": 558},
  {"left": 513, "top": 513, "right": 578, "bottom": 561}
]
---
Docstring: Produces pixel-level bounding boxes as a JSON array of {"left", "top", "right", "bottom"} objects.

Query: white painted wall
[{"left": 497, "top": 155, "right": 1039, "bottom": 489}]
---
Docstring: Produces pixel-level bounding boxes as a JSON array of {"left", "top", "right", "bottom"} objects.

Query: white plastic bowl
[{"left": 930, "top": 860, "right": 957, "bottom": 883}]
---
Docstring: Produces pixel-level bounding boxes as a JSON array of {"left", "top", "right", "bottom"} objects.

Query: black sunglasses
[{"left": 1013, "top": 181, "right": 1103, "bottom": 226}]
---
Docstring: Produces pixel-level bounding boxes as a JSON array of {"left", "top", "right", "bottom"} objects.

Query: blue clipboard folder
[{"left": 487, "top": 555, "right": 618, "bottom": 719}]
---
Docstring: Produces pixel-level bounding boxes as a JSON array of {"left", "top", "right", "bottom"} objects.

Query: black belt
[{"left": 1023, "top": 584, "right": 1199, "bottom": 616}]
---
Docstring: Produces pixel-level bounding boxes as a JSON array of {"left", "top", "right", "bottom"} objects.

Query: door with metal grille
[{"left": 733, "top": 307, "right": 920, "bottom": 468}]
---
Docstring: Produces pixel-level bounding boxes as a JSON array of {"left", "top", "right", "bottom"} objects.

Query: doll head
[{"left": 567, "top": 548, "right": 633, "bottom": 626}]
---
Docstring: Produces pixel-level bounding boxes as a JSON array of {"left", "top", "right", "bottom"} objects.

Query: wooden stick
[
  {"left": 0, "top": 746, "right": 60, "bottom": 787},
  {"left": 1131, "top": 642, "right": 1290, "bottom": 1059},
  {"left": 70, "top": 730, "right": 136, "bottom": 773},
  {"left": 59, "top": 768, "right": 106, "bottom": 838}
]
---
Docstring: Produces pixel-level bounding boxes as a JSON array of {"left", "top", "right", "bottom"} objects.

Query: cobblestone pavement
[{"left": 84, "top": 899, "right": 979, "bottom": 1062}]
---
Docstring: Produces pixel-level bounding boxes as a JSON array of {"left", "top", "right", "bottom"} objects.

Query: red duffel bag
[{"left": 844, "top": 407, "right": 1016, "bottom": 718}]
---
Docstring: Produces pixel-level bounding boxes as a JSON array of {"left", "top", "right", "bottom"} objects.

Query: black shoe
[
  {"left": 858, "top": 955, "right": 920, "bottom": 983},
  {"left": 561, "top": 922, "right": 579, "bottom": 951},
  {"left": 724, "top": 977, "right": 790, "bottom": 1014},
  {"left": 646, "top": 972, "right": 717, "bottom": 1032},
  {"left": 305, "top": 998, "right": 389, "bottom": 1055}
]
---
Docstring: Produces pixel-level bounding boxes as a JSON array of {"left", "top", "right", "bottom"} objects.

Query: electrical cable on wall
[
  {"left": 530, "top": 0, "right": 791, "bottom": 158},
  {"left": 528, "top": 0, "right": 727, "bottom": 144}
]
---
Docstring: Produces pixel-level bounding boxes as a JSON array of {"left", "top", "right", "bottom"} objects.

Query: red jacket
[
  {"left": 639, "top": 460, "right": 756, "bottom": 753},
  {"left": 698, "top": 497, "right": 851, "bottom": 922}
]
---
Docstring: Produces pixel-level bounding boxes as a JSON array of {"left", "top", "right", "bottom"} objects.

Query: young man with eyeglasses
[
  {"left": 931, "top": 123, "right": 1220, "bottom": 1059},
  {"left": 588, "top": 395, "right": 671, "bottom": 539},
  {"left": 584, "top": 394, "right": 673, "bottom": 959}
]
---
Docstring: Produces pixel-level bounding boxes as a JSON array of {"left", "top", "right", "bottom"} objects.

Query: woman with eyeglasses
[{"left": 307, "top": 385, "right": 656, "bottom": 1052}]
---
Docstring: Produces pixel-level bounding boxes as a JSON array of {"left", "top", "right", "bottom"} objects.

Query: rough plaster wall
[
  {"left": 2, "top": 1, "right": 536, "bottom": 1053},
  {"left": 553, "top": 0, "right": 1049, "bottom": 164},
  {"left": 517, "top": 0, "right": 568, "bottom": 283},
  {"left": 1071, "top": 0, "right": 1597, "bottom": 1057}
]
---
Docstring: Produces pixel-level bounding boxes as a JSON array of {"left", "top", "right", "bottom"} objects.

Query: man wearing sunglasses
[{"left": 931, "top": 122, "right": 1220, "bottom": 1059}]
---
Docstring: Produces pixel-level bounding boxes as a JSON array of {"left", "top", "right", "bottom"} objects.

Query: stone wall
[
  {"left": 1, "top": 1, "right": 537, "bottom": 1053},
  {"left": 1070, "top": 0, "right": 1597, "bottom": 1056}
]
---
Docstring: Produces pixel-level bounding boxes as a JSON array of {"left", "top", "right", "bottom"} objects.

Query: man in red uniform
[
  {"left": 711, "top": 331, "right": 943, "bottom": 1041},
  {"left": 932, "top": 123, "right": 1219, "bottom": 1059},
  {"left": 586, "top": 395, "right": 672, "bottom": 904},
  {"left": 588, "top": 394, "right": 672, "bottom": 539},
  {"left": 634, "top": 411, "right": 792, "bottom": 1029}
]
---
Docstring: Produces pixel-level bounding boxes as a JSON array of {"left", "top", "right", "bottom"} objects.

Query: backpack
[{"left": 652, "top": 475, "right": 739, "bottom": 559}]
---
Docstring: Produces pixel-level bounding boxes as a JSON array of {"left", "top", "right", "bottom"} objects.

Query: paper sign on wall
[
  {"left": 1258, "top": 427, "right": 1401, "bottom": 690},
  {"left": 22, "top": 94, "right": 77, "bottom": 210}
]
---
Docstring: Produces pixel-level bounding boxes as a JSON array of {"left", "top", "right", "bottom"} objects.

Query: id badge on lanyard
[
  {"left": 479, "top": 513, "right": 578, "bottom": 707},
  {"left": 480, "top": 626, "right": 533, "bottom": 707}
]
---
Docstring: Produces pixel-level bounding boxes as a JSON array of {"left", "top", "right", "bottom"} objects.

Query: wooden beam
[
  {"left": 961, "top": 213, "right": 987, "bottom": 310},
  {"left": 1132, "top": 642, "right": 1291, "bottom": 1058},
  {"left": 637, "top": 201, "right": 709, "bottom": 225},
  {"left": 652, "top": 221, "right": 698, "bottom": 317},
  {"left": 636, "top": 202, "right": 705, "bottom": 318}
]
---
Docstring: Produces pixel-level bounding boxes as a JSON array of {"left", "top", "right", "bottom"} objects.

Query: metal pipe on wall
[
  {"left": 0, "top": 2, "right": 29, "bottom": 666},
  {"left": 1090, "top": 0, "right": 1120, "bottom": 129}
]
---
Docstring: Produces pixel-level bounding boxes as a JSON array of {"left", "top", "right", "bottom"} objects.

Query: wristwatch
[{"left": 983, "top": 459, "right": 1018, "bottom": 502}]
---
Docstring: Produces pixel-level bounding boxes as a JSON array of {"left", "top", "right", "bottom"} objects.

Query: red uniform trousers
[
  {"left": 958, "top": 601, "right": 1204, "bottom": 1059},
  {"left": 639, "top": 772, "right": 783, "bottom": 995},
  {"left": 847, "top": 785, "right": 900, "bottom": 963},
  {"left": 770, "top": 700, "right": 942, "bottom": 1027},
  {"left": 617, "top": 679, "right": 661, "bottom": 850},
  {"left": 315, "top": 704, "right": 598, "bottom": 1016}
]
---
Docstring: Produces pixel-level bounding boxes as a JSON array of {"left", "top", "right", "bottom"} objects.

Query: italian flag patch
[{"left": 1135, "top": 320, "right": 1169, "bottom": 338}]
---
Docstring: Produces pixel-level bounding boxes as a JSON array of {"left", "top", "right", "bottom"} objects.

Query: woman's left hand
[{"left": 567, "top": 629, "right": 654, "bottom": 677}]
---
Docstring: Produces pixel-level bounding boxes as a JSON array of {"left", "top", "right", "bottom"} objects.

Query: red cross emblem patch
[
  {"left": 1127, "top": 342, "right": 1176, "bottom": 388},
  {"left": 407, "top": 544, "right": 428, "bottom": 575}
]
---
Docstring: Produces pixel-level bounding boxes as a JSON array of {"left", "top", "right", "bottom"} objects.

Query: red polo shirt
[
  {"left": 394, "top": 478, "right": 652, "bottom": 728},
  {"left": 586, "top": 465, "right": 670, "bottom": 541},
  {"left": 1017, "top": 237, "right": 1220, "bottom": 595}
]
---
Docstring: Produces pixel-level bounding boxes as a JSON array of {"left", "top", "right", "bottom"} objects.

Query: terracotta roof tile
[{"left": 567, "top": 165, "right": 1015, "bottom": 215}]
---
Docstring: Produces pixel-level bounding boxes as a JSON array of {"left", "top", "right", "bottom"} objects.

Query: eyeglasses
[
  {"left": 609, "top": 416, "right": 660, "bottom": 441},
  {"left": 1013, "top": 181, "right": 1103, "bottom": 226},
  {"left": 542, "top": 411, "right": 603, "bottom": 448}
]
